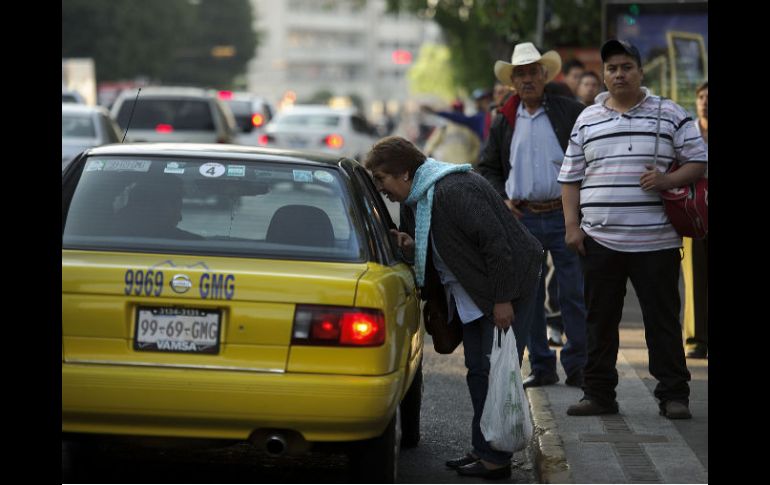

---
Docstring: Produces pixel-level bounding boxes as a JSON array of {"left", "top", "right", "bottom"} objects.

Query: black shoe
[
  {"left": 659, "top": 401, "right": 692, "bottom": 419},
  {"left": 565, "top": 370, "right": 584, "bottom": 387},
  {"left": 522, "top": 372, "right": 559, "bottom": 388},
  {"left": 566, "top": 398, "right": 619, "bottom": 416},
  {"left": 686, "top": 347, "right": 707, "bottom": 359},
  {"left": 456, "top": 460, "right": 511, "bottom": 480},
  {"left": 446, "top": 453, "right": 479, "bottom": 469}
]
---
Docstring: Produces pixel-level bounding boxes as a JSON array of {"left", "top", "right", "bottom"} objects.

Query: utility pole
[{"left": 535, "top": 0, "right": 545, "bottom": 47}]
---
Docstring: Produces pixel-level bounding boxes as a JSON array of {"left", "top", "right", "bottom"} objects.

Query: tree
[
  {"left": 163, "top": 0, "right": 259, "bottom": 88},
  {"left": 62, "top": 0, "right": 258, "bottom": 88},
  {"left": 386, "top": 0, "right": 601, "bottom": 92},
  {"left": 62, "top": 0, "right": 194, "bottom": 83},
  {"left": 407, "top": 43, "right": 458, "bottom": 102}
]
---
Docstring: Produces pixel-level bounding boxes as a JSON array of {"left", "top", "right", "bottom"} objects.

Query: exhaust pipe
[{"left": 265, "top": 434, "right": 287, "bottom": 456}]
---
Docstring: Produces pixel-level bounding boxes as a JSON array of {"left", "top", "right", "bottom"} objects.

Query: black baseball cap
[{"left": 600, "top": 39, "right": 642, "bottom": 66}]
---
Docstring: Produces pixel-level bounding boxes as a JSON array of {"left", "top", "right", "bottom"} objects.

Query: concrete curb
[{"left": 526, "top": 387, "right": 572, "bottom": 484}]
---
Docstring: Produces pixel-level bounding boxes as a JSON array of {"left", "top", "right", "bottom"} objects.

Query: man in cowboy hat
[{"left": 478, "top": 42, "right": 588, "bottom": 392}]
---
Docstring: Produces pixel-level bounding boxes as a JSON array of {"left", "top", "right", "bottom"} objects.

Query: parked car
[
  {"left": 62, "top": 88, "right": 86, "bottom": 104},
  {"left": 62, "top": 104, "right": 123, "bottom": 170},
  {"left": 217, "top": 90, "right": 275, "bottom": 146},
  {"left": 110, "top": 87, "right": 237, "bottom": 144},
  {"left": 261, "top": 105, "right": 379, "bottom": 160},
  {"left": 61, "top": 143, "right": 423, "bottom": 482}
]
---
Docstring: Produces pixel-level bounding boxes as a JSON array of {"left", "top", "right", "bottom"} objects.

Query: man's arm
[
  {"left": 561, "top": 182, "right": 585, "bottom": 256},
  {"left": 476, "top": 116, "right": 507, "bottom": 198},
  {"left": 640, "top": 162, "right": 707, "bottom": 192}
]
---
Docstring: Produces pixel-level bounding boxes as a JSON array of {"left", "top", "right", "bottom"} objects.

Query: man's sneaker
[
  {"left": 567, "top": 399, "right": 619, "bottom": 416},
  {"left": 547, "top": 326, "right": 563, "bottom": 346},
  {"left": 522, "top": 371, "right": 559, "bottom": 388},
  {"left": 660, "top": 401, "right": 692, "bottom": 419},
  {"left": 686, "top": 347, "right": 707, "bottom": 359}
]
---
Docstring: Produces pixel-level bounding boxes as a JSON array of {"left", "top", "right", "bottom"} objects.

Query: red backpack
[
  {"left": 660, "top": 162, "right": 708, "bottom": 239},
  {"left": 653, "top": 97, "right": 709, "bottom": 240}
]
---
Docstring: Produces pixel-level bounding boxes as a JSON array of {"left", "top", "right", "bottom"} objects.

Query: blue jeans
[
  {"left": 519, "top": 208, "right": 587, "bottom": 377},
  {"left": 461, "top": 292, "right": 535, "bottom": 465}
]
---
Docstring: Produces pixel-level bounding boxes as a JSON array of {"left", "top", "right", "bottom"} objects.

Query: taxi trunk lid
[{"left": 62, "top": 251, "right": 368, "bottom": 373}]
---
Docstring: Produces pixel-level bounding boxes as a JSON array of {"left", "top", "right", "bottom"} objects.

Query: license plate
[
  {"left": 287, "top": 136, "right": 308, "bottom": 148},
  {"left": 134, "top": 307, "right": 220, "bottom": 354}
]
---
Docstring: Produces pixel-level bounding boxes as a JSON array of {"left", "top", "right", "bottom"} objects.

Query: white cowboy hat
[{"left": 494, "top": 42, "right": 562, "bottom": 86}]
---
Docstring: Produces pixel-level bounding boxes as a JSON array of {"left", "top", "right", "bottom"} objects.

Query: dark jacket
[
  {"left": 477, "top": 93, "right": 585, "bottom": 198},
  {"left": 399, "top": 171, "right": 543, "bottom": 315}
]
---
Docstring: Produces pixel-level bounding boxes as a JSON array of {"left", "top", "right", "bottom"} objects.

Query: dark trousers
[{"left": 580, "top": 236, "right": 690, "bottom": 407}]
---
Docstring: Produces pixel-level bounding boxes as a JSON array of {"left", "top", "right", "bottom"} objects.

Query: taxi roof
[{"left": 85, "top": 143, "right": 350, "bottom": 167}]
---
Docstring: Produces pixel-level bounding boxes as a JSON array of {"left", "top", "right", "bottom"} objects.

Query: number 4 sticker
[{"left": 199, "top": 162, "right": 225, "bottom": 178}]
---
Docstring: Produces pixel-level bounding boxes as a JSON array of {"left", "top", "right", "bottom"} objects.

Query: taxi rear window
[
  {"left": 63, "top": 156, "right": 366, "bottom": 262},
  {"left": 115, "top": 99, "right": 215, "bottom": 131},
  {"left": 62, "top": 114, "right": 96, "bottom": 138}
]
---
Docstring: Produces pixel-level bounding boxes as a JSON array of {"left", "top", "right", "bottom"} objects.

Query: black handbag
[{"left": 421, "top": 248, "right": 463, "bottom": 354}]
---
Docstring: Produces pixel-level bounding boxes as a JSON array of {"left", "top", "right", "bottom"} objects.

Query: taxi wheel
[
  {"left": 400, "top": 360, "right": 422, "bottom": 448},
  {"left": 348, "top": 407, "right": 401, "bottom": 483}
]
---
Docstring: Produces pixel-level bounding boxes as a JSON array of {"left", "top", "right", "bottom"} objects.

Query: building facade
[{"left": 248, "top": 0, "right": 440, "bottom": 120}]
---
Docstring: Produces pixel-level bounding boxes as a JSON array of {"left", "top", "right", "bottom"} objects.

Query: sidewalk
[{"left": 523, "top": 284, "right": 708, "bottom": 484}]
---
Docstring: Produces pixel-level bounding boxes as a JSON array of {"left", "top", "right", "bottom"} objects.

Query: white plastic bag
[{"left": 480, "top": 327, "right": 533, "bottom": 452}]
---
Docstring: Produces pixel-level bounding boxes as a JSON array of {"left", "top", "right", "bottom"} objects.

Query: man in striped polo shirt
[{"left": 558, "top": 40, "right": 707, "bottom": 420}]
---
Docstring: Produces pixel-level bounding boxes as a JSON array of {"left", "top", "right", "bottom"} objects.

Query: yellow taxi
[{"left": 62, "top": 143, "right": 423, "bottom": 482}]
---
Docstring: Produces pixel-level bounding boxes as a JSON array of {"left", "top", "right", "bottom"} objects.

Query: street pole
[{"left": 535, "top": 0, "right": 545, "bottom": 47}]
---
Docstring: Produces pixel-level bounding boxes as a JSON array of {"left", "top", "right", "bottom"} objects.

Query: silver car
[
  {"left": 261, "top": 105, "right": 379, "bottom": 160},
  {"left": 110, "top": 87, "right": 237, "bottom": 144},
  {"left": 217, "top": 90, "right": 275, "bottom": 146},
  {"left": 62, "top": 104, "right": 122, "bottom": 170}
]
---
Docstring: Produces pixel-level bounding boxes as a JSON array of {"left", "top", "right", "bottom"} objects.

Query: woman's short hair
[
  {"left": 696, "top": 80, "right": 708, "bottom": 94},
  {"left": 363, "top": 136, "right": 426, "bottom": 178}
]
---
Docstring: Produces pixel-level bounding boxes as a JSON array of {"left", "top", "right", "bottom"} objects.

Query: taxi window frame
[{"left": 351, "top": 165, "right": 400, "bottom": 266}]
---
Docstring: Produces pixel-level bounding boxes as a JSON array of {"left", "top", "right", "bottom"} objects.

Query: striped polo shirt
[{"left": 557, "top": 88, "right": 708, "bottom": 252}]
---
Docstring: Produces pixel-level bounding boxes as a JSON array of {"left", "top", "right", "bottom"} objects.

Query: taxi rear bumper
[{"left": 62, "top": 362, "right": 403, "bottom": 443}]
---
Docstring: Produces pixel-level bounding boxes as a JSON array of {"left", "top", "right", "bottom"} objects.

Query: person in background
[
  {"left": 545, "top": 81, "right": 574, "bottom": 98},
  {"left": 560, "top": 40, "right": 707, "bottom": 420},
  {"left": 576, "top": 71, "right": 602, "bottom": 105},
  {"left": 682, "top": 80, "right": 708, "bottom": 359},
  {"left": 422, "top": 88, "right": 493, "bottom": 143},
  {"left": 492, "top": 80, "right": 515, "bottom": 117},
  {"left": 562, "top": 58, "right": 586, "bottom": 98},
  {"left": 423, "top": 99, "right": 481, "bottom": 164},
  {"left": 478, "top": 42, "right": 588, "bottom": 390},
  {"left": 366, "top": 136, "right": 542, "bottom": 479}
]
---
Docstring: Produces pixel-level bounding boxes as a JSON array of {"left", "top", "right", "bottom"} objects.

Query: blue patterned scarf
[{"left": 405, "top": 158, "right": 472, "bottom": 286}]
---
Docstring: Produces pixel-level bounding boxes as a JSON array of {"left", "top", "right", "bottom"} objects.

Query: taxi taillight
[
  {"left": 292, "top": 305, "right": 385, "bottom": 346},
  {"left": 155, "top": 124, "right": 174, "bottom": 134}
]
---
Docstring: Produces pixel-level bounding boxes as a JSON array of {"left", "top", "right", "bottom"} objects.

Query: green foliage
[
  {"left": 407, "top": 44, "right": 458, "bottom": 102},
  {"left": 62, "top": 0, "right": 258, "bottom": 88},
  {"left": 386, "top": 0, "right": 601, "bottom": 93}
]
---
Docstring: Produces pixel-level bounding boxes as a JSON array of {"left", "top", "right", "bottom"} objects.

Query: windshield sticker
[
  {"left": 85, "top": 160, "right": 105, "bottom": 172},
  {"left": 293, "top": 170, "right": 313, "bottom": 183},
  {"left": 227, "top": 165, "right": 246, "bottom": 177},
  {"left": 164, "top": 162, "right": 186, "bottom": 174},
  {"left": 314, "top": 170, "right": 334, "bottom": 183},
  {"left": 200, "top": 162, "right": 226, "bottom": 178},
  {"left": 104, "top": 159, "right": 152, "bottom": 172}
]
